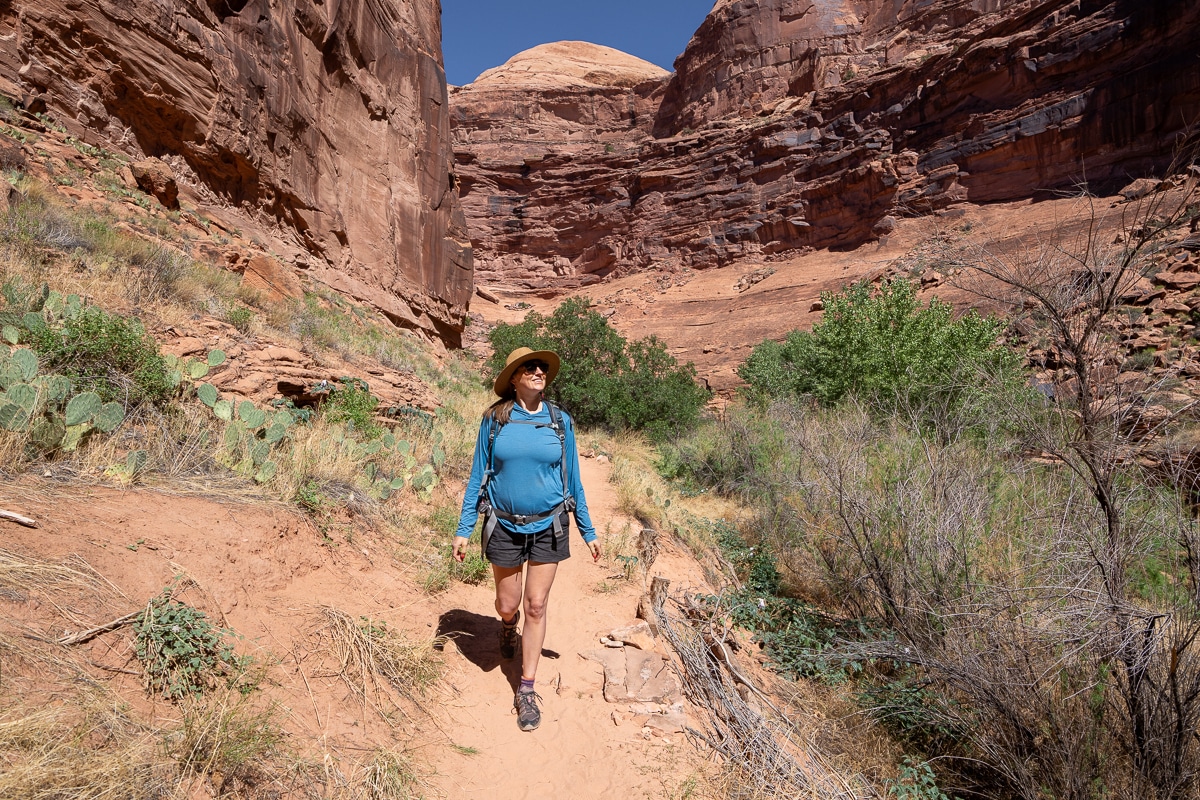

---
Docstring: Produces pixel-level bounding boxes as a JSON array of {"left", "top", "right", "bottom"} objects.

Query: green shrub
[
  {"left": 133, "top": 590, "right": 241, "bottom": 700},
  {"left": 488, "top": 297, "right": 709, "bottom": 439},
  {"left": 322, "top": 377, "right": 382, "bottom": 439},
  {"left": 737, "top": 279, "right": 1020, "bottom": 418},
  {"left": 886, "top": 757, "right": 952, "bottom": 800},
  {"left": 226, "top": 304, "right": 254, "bottom": 333},
  {"left": 24, "top": 305, "right": 173, "bottom": 406}
]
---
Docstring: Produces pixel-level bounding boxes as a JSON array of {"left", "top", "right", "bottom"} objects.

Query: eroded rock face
[
  {"left": 452, "top": 0, "right": 1200, "bottom": 288},
  {"left": 1, "top": 0, "right": 471, "bottom": 344},
  {"left": 450, "top": 42, "right": 670, "bottom": 286}
]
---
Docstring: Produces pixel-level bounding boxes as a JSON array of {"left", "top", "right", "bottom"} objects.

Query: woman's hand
[
  {"left": 452, "top": 536, "right": 470, "bottom": 562},
  {"left": 588, "top": 539, "right": 601, "bottom": 563}
]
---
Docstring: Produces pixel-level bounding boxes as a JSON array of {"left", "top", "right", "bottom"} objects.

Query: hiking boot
[
  {"left": 498, "top": 611, "right": 520, "bottom": 660},
  {"left": 515, "top": 689, "right": 542, "bottom": 731}
]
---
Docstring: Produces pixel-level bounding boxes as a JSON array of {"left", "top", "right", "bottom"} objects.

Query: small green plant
[
  {"left": 294, "top": 480, "right": 329, "bottom": 516},
  {"left": 133, "top": 588, "right": 242, "bottom": 700},
  {"left": 226, "top": 304, "right": 254, "bottom": 334},
  {"left": 322, "top": 377, "right": 382, "bottom": 438},
  {"left": 886, "top": 757, "right": 951, "bottom": 800},
  {"left": 858, "top": 678, "right": 963, "bottom": 754},
  {"left": 450, "top": 545, "right": 489, "bottom": 586}
]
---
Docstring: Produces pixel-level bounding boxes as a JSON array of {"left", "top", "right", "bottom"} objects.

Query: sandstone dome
[{"left": 468, "top": 41, "right": 670, "bottom": 89}]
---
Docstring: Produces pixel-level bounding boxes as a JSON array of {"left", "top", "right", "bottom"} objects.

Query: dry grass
[
  {"left": 0, "top": 696, "right": 170, "bottom": 800},
  {"left": 0, "top": 546, "right": 107, "bottom": 598},
  {"left": 315, "top": 606, "right": 445, "bottom": 716},
  {"left": 355, "top": 747, "right": 423, "bottom": 800},
  {"left": 656, "top": 598, "right": 866, "bottom": 800},
  {"left": 169, "top": 690, "right": 287, "bottom": 795}
]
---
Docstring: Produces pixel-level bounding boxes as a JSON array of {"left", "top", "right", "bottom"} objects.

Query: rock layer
[
  {"left": 1, "top": 0, "right": 471, "bottom": 344},
  {"left": 452, "top": 0, "right": 1200, "bottom": 289}
]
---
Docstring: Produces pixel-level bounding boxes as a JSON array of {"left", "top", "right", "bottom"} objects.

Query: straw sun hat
[{"left": 493, "top": 347, "right": 560, "bottom": 396}]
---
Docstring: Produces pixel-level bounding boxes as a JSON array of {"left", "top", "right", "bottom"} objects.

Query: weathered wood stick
[
  {"left": 0, "top": 508, "right": 38, "bottom": 528},
  {"left": 58, "top": 610, "right": 141, "bottom": 646}
]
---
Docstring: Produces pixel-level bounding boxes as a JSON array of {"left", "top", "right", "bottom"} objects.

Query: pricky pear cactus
[{"left": 65, "top": 391, "right": 102, "bottom": 426}]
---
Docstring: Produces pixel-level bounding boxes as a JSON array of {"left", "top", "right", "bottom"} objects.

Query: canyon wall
[
  {"left": 0, "top": 0, "right": 471, "bottom": 343},
  {"left": 452, "top": 0, "right": 1200, "bottom": 290}
]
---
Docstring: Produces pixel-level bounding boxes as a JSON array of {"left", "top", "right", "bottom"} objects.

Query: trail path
[{"left": 419, "top": 456, "right": 712, "bottom": 799}]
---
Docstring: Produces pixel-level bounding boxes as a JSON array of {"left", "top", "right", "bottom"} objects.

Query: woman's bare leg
[
  {"left": 492, "top": 563, "right": 524, "bottom": 622},
  {"left": 520, "top": 561, "right": 559, "bottom": 680}
]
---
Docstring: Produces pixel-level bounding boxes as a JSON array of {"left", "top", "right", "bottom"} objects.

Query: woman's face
[{"left": 509, "top": 359, "right": 549, "bottom": 395}]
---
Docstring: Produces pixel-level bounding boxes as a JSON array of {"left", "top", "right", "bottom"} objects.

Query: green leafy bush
[
  {"left": 737, "top": 279, "right": 1020, "bottom": 415},
  {"left": 133, "top": 591, "right": 241, "bottom": 700},
  {"left": 23, "top": 305, "right": 173, "bottom": 406},
  {"left": 322, "top": 377, "right": 382, "bottom": 439},
  {"left": 488, "top": 298, "right": 709, "bottom": 439},
  {"left": 886, "top": 758, "right": 953, "bottom": 800}
]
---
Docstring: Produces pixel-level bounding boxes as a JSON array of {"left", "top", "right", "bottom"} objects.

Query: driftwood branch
[
  {"left": 58, "top": 610, "right": 141, "bottom": 646},
  {"left": 0, "top": 508, "right": 38, "bottom": 528}
]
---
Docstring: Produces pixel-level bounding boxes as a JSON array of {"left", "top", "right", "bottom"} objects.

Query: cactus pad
[
  {"left": 126, "top": 449, "right": 148, "bottom": 475},
  {"left": 12, "top": 349, "right": 38, "bottom": 382},
  {"left": 38, "top": 375, "right": 72, "bottom": 405},
  {"left": 264, "top": 422, "right": 287, "bottom": 444},
  {"left": 65, "top": 391, "right": 102, "bottom": 425},
  {"left": 207, "top": 349, "right": 227, "bottom": 367},
  {"left": 61, "top": 423, "right": 91, "bottom": 452},
  {"left": 0, "top": 402, "right": 31, "bottom": 432},
  {"left": 411, "top": 465, "right": 436, "bottom": 491},
  {"left": 239, "top": 402, "right": 267, "bottom": 429},
  {"left": 29, "top": 417, "right": 66, "bottom": 451},
  {"left": 1, "top": 325, "right": 18, "bottom": 345},
  {"left": 254, "top": 460, "right": 277, "bottom": 483},
  {"left": 213, "top": 399, "right": 233, "bottom": 422},
  {"left": 93, "top": 402, "right": 125, "bottom": 433},
  {"left": 250, "top": 440, "right": 270, "bottom": 467},
  {"left": 7, "top": 383, "right": 39, "bottom": 412},
  {"left": 187, "top": 360, "right": 210, "bottom": 379},
  {"left": 197, "top": 383, "right": 219, "bottom": 407}
]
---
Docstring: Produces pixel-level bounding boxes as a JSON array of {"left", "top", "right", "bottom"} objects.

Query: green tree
[
  {"left": 738, "top": 278, "right": 1019, "bottom": 413},
  {"left": 487, "top": 298, "right": 708, "bottom": 438}
]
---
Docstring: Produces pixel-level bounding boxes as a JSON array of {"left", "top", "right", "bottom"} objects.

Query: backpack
[{"left": 476, "top": 402, "right": 575, "bottom": 552}]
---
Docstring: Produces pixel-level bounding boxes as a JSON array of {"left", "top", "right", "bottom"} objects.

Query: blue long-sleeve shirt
[{"left": 455, "top": 403, "right": 597, "bottom": 542}]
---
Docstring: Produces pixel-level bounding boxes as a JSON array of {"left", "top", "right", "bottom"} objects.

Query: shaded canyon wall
[{"left": 0, "top": 0, "right": 472, "bottom": 343}]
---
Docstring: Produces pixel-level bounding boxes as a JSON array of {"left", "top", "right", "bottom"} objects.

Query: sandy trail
[{"left": 420, "top": 456, "right": 712, "bottom": 799}]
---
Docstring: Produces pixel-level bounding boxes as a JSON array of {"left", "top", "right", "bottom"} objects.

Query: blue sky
[{"left": 440, "top": 1, "right": 715, "bottom": 86}]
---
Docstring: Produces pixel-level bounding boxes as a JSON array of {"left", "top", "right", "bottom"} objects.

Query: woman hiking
[{"left": 453, "top": 347, "right": 602, "bottom": 731}]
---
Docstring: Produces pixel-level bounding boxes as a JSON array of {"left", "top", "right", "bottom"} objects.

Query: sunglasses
[{"left": 519, "top": 360, "right": 550, "bottom": 374}]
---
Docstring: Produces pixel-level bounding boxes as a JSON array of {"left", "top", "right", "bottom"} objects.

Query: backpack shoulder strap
[
  {"left": 545, "top": 402, "right": 566, "bottom": 444},
  {"left": 545, "top": 402, "right": 571, "bottom": 506}
]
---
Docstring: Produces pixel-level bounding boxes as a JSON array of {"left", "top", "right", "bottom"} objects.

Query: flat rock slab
[{"left": 582, "top": 647, "right": 680, "bottom": 704}]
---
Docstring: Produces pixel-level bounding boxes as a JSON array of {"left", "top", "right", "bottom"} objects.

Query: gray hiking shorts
[{"left": 485, "top": 523, "right": 570, "bottom": 567}]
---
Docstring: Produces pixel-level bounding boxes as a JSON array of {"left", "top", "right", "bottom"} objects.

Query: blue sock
[{"left": 519, "top": 678, "right": 535, "bottom": 694}]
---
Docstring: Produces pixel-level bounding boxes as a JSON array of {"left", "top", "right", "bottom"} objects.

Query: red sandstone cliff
[
  {"left": 452, "top": 0, "right": 1200, "bottom": 290},
  {"left": 0, "top": 0, "right": 471, "bottom": 343}
]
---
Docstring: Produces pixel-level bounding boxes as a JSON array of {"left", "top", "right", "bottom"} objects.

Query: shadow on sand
[{"left": 436, "top": 608, "right": 561, "bottom": 692}]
